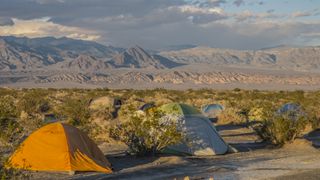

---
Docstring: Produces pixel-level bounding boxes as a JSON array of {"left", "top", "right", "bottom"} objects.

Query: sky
[{"left": 0, "top": 0, "right": 319, "bottom": 50}]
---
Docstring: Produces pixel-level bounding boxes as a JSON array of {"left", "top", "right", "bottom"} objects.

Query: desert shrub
[
  {"left": 0, "top": 155, "right": 31, "bottom": 180},
  {"left": 0, "top": 96, "right": 22, "bottom": 146},
  {"left": 300, "top": 99, "right": 320, "bottom": 130},
  {"left": 15, "top": 90, "right": 50, "bottom": 131},
  {"left": 248, "top": 107, "right": 264, "bottom": 122},
  {"left": 109, "top": 106, "right": 184, "bottom": 156},
  {"left": 248, "top": 102, "right": 275, "bottom": 122},
  {"left": 309, "top": 115, "right": 320, "bottom": 130},
  {"left": 0, "top": 96, "right": 17, "bottom": 119},
  {"left": 0, "top": 119, "right": 22, "bottom": 147},
  {"left": 17, "top": 90, "right": 50, "bottom": 115},
  {"left": 216, "top": 107, "right": 246, "bottom": 125},
  {"left": 57, "top": 98, "right": 91, "bottom": 130},
  {"left": 255, "top": 112, "right": 308, "bottom": 145},
  {"left": 0, "top": 166, "right": 29, "bottom": 180},
  {"left": 233, "top": 88, "right": 241, "bottom": 92},
  {"left": 304, "top": 107, "right": 320, "bottom": 130}
]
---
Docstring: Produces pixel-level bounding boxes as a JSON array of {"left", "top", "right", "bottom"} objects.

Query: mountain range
[
  {"left": 0, "top": 36, "right": 181, "bottom": 71},
  {"left": 160, "top": 46, "right": 320, "bottom": 72},
  {"left": 0, "top": 36, "right": 320, "bottom": 89}
]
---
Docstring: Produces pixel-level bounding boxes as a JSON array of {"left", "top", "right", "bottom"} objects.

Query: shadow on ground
[
  {"left": 107, "top": 153, "right": 159, "bottom": 171},
  {"left": 305, "top": 129, "right": 320, "bottom": 148},
  {"left": 217, "top": 123, "right": 272, "bottom": 152}
]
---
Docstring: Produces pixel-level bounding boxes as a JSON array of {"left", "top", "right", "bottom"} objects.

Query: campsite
[
  {"left": 1, "top": 0, "right": 320, "bottom": 179},
  {"left": 0, "top": 88, "right": 320, "bottom": 179}
]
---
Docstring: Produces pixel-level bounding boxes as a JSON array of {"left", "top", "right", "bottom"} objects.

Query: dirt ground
[{"left": 30, "top": 125, "right": 320, "bottom": 180}]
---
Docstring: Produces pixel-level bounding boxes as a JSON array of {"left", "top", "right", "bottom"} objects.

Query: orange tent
[{"left": 6, "top": 122, "right": 112, "bottom": 174}]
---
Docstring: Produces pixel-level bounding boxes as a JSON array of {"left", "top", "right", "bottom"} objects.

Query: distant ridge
[
  {"left": 107, "top": 45, "right": 184, "bottom": 69},
  {"left": 160, "top": 46, "right": 320, "bottom": 72},
  {"left": 0, "top": 36, "right": 183, "bottom": 71}
]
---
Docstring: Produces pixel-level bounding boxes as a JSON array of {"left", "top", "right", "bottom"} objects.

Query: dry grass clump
[{"left": 216, "top": 107, "right": 246, "bottom": 125}]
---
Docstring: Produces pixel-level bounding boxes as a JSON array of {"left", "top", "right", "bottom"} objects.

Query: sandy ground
[{"left": 28, "top": 124, "right": 320, "bottom": 180}]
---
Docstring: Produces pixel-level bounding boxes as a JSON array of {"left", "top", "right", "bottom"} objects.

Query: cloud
[
  {"left": 0, "top": 17, "right": 100, "bottom": 41},
  {"left": 93, "top": 17, "right": 320, "bottom": 50},
  {"left": 0, "top": 0, "right": 318, "bottom": 49},
  {"left": 172, "top": 5, "right": 227, "bottom": 24},
  {"left": 32, "top": 0, "right": 65, "bottom": 4},
  {"left": 291, "top": 11, "right": 312, "bottom": 18},
  {"left": 189, "top": 0, "right": 226, "bottom": 7},
  {"left": 0, "top": 17, "right": 14, "bottom": 26},
  {"left": 267, "top": 9, "right": 275, "bottom": 13},
  {"left": 0, "top": 0, "right": 184, "bottom": 21},
  {"left": 233, "top": 0, "right": 245, "bottom": 7},
  {"left": 233, "top": 10, "right": 281, "bottom": 22}
]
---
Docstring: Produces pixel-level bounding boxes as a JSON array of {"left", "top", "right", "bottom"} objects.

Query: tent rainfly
[
  {"left": 6, "top": 122, "right": 112, "bottom": 174},
  {"left": 159, "top": 103, "right": 229, "bottom": 156}
]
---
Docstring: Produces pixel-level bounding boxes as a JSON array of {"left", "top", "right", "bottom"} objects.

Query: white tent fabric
[{"left": 164, "top": 114, "right": 229, "bottom": 156}]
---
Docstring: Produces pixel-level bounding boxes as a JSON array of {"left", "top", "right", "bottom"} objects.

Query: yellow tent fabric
[{"left": 6, "top": 122, "right": 112, "bottom": 173}]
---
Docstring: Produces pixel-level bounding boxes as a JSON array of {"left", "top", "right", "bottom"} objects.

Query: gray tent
[{"left": 160, "top": 103, "right": 230, "bottom": 156}]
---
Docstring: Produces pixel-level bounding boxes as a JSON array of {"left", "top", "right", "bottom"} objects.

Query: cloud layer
[
  {"left": 0, "top": 18, "right": 99, "bottom": 41},
  {"left": 0, "top": 0, "right": 319, "bottom": 49}
]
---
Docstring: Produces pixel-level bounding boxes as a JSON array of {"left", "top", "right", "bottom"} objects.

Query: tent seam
[{"left": 60, "top": 123, "right": 72, "bottom": 171}]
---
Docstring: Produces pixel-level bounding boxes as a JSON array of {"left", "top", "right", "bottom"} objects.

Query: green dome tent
[{"left": 159, "top": 103, "right": 229, "bottom": 156}]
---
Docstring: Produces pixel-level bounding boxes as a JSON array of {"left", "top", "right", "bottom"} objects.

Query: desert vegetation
[{"left": 0, "top": 88, "right": 320, "bottom": 178}]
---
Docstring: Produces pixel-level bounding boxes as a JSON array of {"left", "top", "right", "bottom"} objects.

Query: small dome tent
[
  {"left": 6, "top": 123, "right": 112, "bottom": 174},
  {"left": 277, "top": 103, "right": 305, "bottom": 121},
  {"left": 201, "top": 104, "right": 224, "bottom": 118},
  {"left": 159, "top": 103, "right": 229, "bottom": 156},
  {"left": 278, "top": 103, "right": 301, "bottom": 114}
]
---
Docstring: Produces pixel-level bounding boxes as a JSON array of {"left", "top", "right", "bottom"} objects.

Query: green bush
[
  {"left": 0, "top": 96, "right": 22, "bottom": 146},
  {"left": 255, "top": 113, "right": 308, "bottom": 145},
  {"left": 109, "top": 106, "right": 184, "bottom": 156},
  {"left": 17, "top": 90, "right": 50, "bottom": 115},
  {"left": 57, "top": 98, "right": 91, "bottom": 129}
]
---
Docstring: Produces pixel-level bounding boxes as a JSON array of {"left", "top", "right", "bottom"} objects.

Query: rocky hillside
[
  {"left": 106, "top": 46, "right": 183, "bottom": 69},
  {"left": 0, "top": 36, "right": 181, "bottom": 71},
  {"left": 160, "top": 46, "right": 320, "bottom": 72}
]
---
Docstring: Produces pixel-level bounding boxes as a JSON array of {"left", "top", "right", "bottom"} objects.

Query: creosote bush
[
  {"left": 109, "top": 106, "right": 184, "bottom": 156},
  {"left": 255, "top": 112, "right": 308, "bottom": 145},
  {"left": 0, "top": 96, "right": 22, "bottom": 146},
  {"left": 57, "top": 98, "right": 91, "bottom": 127}
]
